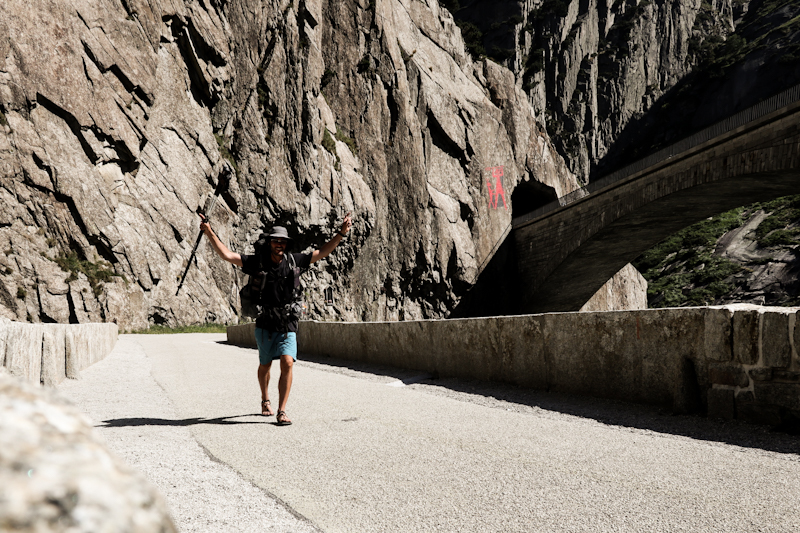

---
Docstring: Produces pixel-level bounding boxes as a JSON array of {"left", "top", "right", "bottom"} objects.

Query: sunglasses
[{"left": 272, "top": 239, "right": 289, "bottom": 245}]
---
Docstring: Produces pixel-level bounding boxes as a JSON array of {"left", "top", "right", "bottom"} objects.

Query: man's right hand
[{"left": 199, "top": 213, "right": 210, "bottom": 234}]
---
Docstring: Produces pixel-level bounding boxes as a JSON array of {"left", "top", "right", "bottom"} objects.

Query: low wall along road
[
  {"left": 0, "top": 318, "right": 118, "bottom": 385},
  {"left": 229, "top": 305, "right": 800, "bottom": 426}
]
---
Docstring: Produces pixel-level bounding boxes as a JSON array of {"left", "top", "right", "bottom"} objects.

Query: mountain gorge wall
[
  {"left": 453, "top": 0, "right": 744, "bottom": 180},
  {"left": 0, "top": 0, "right": 579, "bottom": 329}
]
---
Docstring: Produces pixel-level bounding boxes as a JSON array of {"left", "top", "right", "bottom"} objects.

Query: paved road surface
[{"left": 60, "top": 333, "right": 800, "bottom": 532}]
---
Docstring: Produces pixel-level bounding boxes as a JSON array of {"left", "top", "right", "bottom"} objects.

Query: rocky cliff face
[
  {"left": 451, "top": 0, "right": 744, "bottom": 180},
  {"left": 452, "top": 0, "right": 800, "bottom": 183},
  {"left": 0, "top": 0, "right": 579, "bottom": 329}
]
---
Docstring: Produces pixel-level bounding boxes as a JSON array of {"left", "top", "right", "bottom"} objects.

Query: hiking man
[{"left": 199, "top": 213, "right": 352, "bottom": 425}]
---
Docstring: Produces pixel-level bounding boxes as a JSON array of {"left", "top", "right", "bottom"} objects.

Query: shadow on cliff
[
  {"left": 593, "top": 5, "right": 800, "bottom": 181},
  {"left": 301, "top": 353, "right": 800, "bottom": 455}
]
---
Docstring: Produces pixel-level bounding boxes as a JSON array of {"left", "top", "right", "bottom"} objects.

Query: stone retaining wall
[
  {"left": 0, "top": 318, "right": 118, "bottom": 386},
  {"left": 227, "top": 305, "right": 800, "bottom": 425}
]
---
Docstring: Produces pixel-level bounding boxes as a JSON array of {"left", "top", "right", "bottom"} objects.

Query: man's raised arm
[
  {"left": 311, "top": 213, "right": 352, "bottom": 264},
  {"left": 199, "top": 214, "right": 243, "bottom": 267}
]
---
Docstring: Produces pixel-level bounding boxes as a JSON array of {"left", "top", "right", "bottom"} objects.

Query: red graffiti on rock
[{"left": 485, "top": 166, "right": 507, "bottom": 210}]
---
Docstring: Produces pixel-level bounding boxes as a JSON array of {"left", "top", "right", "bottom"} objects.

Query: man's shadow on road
[{"left": 98, "top": 414, "right": 269, "bottom": 428}]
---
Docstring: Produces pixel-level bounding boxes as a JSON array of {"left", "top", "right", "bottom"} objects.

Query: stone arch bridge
[{"left": 459, "top": 85, "right": 800, "bottom": 316}]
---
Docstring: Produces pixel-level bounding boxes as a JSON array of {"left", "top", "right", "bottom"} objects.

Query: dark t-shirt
[{"left": 241, "top": 252, "right": 312, "bottom": 332}]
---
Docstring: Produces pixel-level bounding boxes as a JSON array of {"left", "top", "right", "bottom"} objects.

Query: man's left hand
[{"left": 340, "top": 212, "right": 352, "bottom": 235}]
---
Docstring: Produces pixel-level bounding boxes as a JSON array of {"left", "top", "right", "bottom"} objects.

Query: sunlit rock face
[{"left": 0, "top": 0, "right": 581, "bottom": 328}]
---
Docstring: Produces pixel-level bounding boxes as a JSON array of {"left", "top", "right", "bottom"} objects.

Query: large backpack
[{"left": 239, "top": 235, "right": 306, "bottom": 323}]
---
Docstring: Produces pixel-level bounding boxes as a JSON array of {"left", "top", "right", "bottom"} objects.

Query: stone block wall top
[
  {"left": 1, "top": 321, "right": 118, "bottom": 386},
  {"left": 231, "top": 306, "right": 800, "bottom": 426},
  {"left": 704, "top": 307, "right": 733, "bottom": 362},
  {"left": 733, "top": 309, "right": 761, "bottom": 365},
  {"left": 761, "top": 309, "right": 792, "bottom": 369}
]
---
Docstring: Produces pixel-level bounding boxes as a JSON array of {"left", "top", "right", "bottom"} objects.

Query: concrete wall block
[
  {"left": 1, "top": 322, "right": 117, "bottom": 385},
  {"left": 735, "top": 390, "right": 783, "bottom": 426},
  {"left": 89, "top": 324, "right": 118, "bottom": 366},
  {"left": 65, "top": 326, "right": 89, "bottom": 379},
  {"left": 733, "top": 310, "right": 760, "bottom": 365},
  {"left": 754, "top": 381, "right": 800, "bottom": 411},
  {"left": 704, "top": 308, "right": 733, "bottom": 362},
  {"left": 4, "top": 323, "right": 44, "bottom": 384},
  {"left": 228, "top": 322, "right": 256, "bottom": 348},
  {"left": 236, "top": 308, "right": 798, "bottom": 422},
  {"left": 773, "top": 370, "right": 800, "bottom": 382},
  {"left": 793, "top": 310, "right": 800, "bottom": 365},
  {"left": 496, "top": 316, "right": 547, "bottom": 388},
  {"left": 761, "top": 310, "right": 791, "bottom": 368},
  {"left": 749, "top": 368, "right": 773, "bottom": 381},
  {"left": 41, "top": 325, "right": 67, "bottom": 387},
  {"left": 542, "top": 309, "right": 703, "bottom": 407},
  {"left": 708, "top": 363, "right": 750, "bottom": 387},
  {"left": 0, "top": 318, "right": 9, "bottom": 368},
  {"left": 707, "top": 387, "right": 735, "bottom": 420}
]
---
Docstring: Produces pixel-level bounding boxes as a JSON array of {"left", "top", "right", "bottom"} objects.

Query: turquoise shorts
[{"left": 254, "top": 328, "right": 297, "bottom": 365}]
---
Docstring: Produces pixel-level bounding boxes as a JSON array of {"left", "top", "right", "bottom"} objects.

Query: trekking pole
[{"left": 175, "top": 162, "right": 233, "bottom": 296}]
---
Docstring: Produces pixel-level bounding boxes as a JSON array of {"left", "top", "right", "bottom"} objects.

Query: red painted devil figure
[{"left": 485, "top": 166, "right": 507, "bottom": 210}]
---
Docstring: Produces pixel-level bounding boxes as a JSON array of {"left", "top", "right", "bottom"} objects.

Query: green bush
[
  {"left": 322, "top": 129, "right": 336, "bottom": 155},
  {"left": 455, "top": 20, "right": 485, "bottom": 58},
  {"left": 335, "top": 128, "right": 358, "bottom": 156},
  {"left": 759, "top": 229, "right": 800, "bottom": 248},
  {"left": 54, "top": 250, "right": 119, "bottom": 296}
]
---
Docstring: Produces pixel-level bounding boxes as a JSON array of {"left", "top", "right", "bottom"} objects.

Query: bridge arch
[{"left": 511, "top": 87, "right": 800, "bottom": 314}]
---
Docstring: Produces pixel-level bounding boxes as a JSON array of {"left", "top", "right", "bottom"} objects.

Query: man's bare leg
[
  {"left": 276, "top": 354, "right": 293, "bottom": 424},
  {"left": 258, "top": 363, "right": 274, "bottom": 416}
]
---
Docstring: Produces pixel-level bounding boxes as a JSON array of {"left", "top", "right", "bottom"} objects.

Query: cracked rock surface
[{"left": 0, "top": 0, "right": 584, "bottom": 328}]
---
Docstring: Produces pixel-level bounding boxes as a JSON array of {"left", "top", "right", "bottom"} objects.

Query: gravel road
[{"left": 60, "top": 333, "right": 800, "bottom": 532}]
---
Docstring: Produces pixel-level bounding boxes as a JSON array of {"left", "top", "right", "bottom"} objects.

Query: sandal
[
  {"left": 261, "top": 400, "right": 274, "bottom": 416},
  {"left": 276, "top": 411, "right": 292, "bottom": 426}
]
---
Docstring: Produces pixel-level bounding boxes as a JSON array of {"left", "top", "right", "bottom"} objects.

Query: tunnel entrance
[{"left": 511, "top": 178, "right": 558, "bottom": 219}]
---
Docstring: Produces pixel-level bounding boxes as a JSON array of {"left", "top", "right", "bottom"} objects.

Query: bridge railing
[{"left": 512, "top": 82, "right": 800, "bottom": 228}]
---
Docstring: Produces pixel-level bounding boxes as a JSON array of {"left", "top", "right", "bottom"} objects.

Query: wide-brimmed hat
[{"left": 267, "top": 225, "right": 293, "bottom": 245}]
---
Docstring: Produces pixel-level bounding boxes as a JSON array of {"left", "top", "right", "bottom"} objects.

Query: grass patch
[
  {"left": 635, "top": 208, "right": 746, "bottom": 273},
  {"left": 54, "top": 250, "right": 120, "bottom": 296},
  {"left": 322, "top": 128, "right": 336, "bottom": 155},
  {"left": 214, "top": 134, "right": 239, "bottom": 176},
  {"left": 334, "top": 128, "right": 358, "bottom": 156},
  {"left": 634, "top": 208, "right": 747, "bottom": 307},
  {"left": 759, "top": 228, "right": 800, "bottom": 247},
  {"left": 129, "top": 323, "right": 229, "bottom": 334}
]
